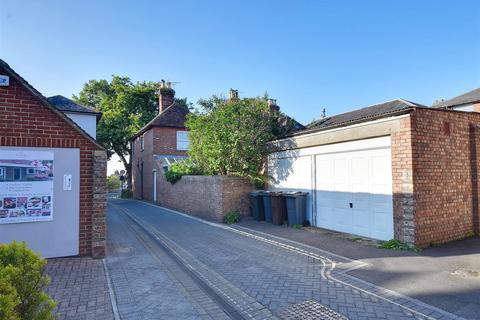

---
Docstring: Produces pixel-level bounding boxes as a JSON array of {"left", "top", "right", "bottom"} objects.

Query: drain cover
[{"left": 279, "top": 300, "right": 348, "bottom": 320}]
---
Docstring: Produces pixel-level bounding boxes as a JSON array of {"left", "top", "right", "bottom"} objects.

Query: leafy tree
[
  {"left": 106, "top": 174, "right": 121, "bottom": 191},
  {"left": 73, "top": 76, "right": 188, "bottom": 187},
  {"left": 0, "top": 241, "right": 56, "bottom": 320},
  {"left": 186, "top": 95, "right": 293, "bottom": 184}
]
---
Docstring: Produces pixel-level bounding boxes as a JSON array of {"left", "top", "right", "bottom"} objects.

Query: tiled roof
[
  {"left": 0, "top": 59, "right": 104, "bottom": 149},
  {"left": 47, "top": 95, "right": 101, "bottom": 116},
  {"left": 307, "top": 99, "right": 424, "bottom": 131},
  {"left": 434, "top": 88, "right": 480, "bottom": 109},
  {"left": 132, "top": 103, "right": 189, "bottom": 139}
]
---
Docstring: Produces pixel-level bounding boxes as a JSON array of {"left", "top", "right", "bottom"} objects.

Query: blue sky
[{"left": 1, "top": 0, "right": 479, "bottom": 124}]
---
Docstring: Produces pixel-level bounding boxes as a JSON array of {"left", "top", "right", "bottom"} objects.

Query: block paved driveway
[{"left": 106, "top": 199, "right": 465, "bottom": 320}]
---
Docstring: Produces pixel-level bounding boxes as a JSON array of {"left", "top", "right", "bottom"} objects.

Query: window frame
[{"left": 176, "top": 131, "right": 190, "bottom": 151}]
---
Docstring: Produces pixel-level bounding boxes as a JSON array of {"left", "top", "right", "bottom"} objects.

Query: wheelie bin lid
[{"left": 282, "top": 191, "right": 309, "bottom": 197}]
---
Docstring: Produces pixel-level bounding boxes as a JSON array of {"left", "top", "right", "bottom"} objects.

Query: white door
[{"left": 315, "top": 140, "right": 393, "bottom": 240}]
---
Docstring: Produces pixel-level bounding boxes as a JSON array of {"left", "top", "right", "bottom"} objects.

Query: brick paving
[
  {"left": 106, "top": 203, "right": 232, "bottom": 320},
  {"left": 111, "top": 199, "right": 464, "bottom": 320},
  {"left": 45, "top": 257, "right": 114, "bottom": 320}
]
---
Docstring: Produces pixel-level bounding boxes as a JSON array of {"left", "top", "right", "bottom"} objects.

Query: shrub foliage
[
  {"left": 164, "top": 159, "right": 203, "bottom": 184},
  {"left": 224, "top": 211, "right": 241, "bottom": 224},
  {"left": 186, "top": 96, "right": 293, "bottom": 184},
  {"left": 0, "top": 241, "right": 56, "bottom": 320}
]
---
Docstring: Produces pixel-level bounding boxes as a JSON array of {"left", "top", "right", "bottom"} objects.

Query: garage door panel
[
  {"left": 314, "top": 138, "right": 393, "bottom": 241},
  {"left": 353, "top": 209, "right": 370, "bottom": 235},
  {"left": 333, "top": 208, "right": 352, "bottom": 229}
]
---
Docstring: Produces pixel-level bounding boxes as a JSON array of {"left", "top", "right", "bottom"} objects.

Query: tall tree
[{"left": 73, "top": 76, "right": 187, "bottom": 187}]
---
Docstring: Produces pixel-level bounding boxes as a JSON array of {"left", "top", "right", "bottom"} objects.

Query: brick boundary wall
[
  {"left": 156, "top": 174, "right": 253, "bottom": 222},
  {"left": 0, "top": 68, "right": 106, "bottom": 257}
]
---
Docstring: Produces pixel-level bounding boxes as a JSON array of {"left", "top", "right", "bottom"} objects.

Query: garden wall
[{"left": 156, "top": 174, "right": 253, "bottom": 222}]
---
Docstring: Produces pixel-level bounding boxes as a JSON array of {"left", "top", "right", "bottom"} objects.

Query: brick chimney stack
[
  {"left": 229, "top": 89, "right": 239, "bottom": 101},
  {"left": 159, "top": 80, "right": 175, "bottom": 113},
  {"left": 268, "top": 98, "right": 280, "bottom": 114}
]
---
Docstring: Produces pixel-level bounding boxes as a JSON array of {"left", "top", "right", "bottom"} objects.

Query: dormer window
[{"left": 176, "top": 131, "right": 189, "bottom": 151}]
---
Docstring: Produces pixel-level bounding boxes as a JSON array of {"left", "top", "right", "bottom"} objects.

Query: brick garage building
[
  {"left": 0, "top": 59, "right": 107, "bottom": 258},
  {"left": 269, "top": 97, "right": 480, "bottom": 247},
  {"left": 131, "top": 81, "right": 189, "bottom": 201}
]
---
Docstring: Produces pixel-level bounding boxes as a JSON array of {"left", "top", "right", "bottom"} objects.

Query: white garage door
[{"left": 315, "top": 139, "right": 393, "bottom": 240}]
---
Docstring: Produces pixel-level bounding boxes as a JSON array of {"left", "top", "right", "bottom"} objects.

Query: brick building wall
[
  {"left": 408, "top": 108, "right": 480, "bottom": 247},
  {"left": 132, "top": 127, "right": 187, "bottom": 201},
  {"left": 390, "top": 115, "right": 416, "bottom": 245},
  {"left": 155, "top": 174, "right": 253, "bottom": 222},
  {"left": 0, "top": 67, "right": 107, "bottom": 257}
]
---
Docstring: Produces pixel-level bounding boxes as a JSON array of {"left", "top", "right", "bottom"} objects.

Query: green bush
[
  {"left": 0, "top": 241, "right": 56, "bottom": 320},
  {"left": 379, "top": 239, "right": 419, "bottom": 252},
  {"left": 186, "top": 95, "right": 297, "bottom": 184},
  {"left": 120, "top": 189, "right": 133, "bottom": 198},
  {"left": 224, "top": 211, "right": 241, "bottom": 224},
  {"left": 107, "top": 174, "right": 121, "bottom": 191},
  {"left": 164, "top": 159, "right": 202, "bottom": 184}
]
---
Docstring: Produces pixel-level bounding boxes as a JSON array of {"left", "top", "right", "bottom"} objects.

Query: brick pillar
[
  {"left": 391, "top": 115, "right": 416, "bottom": 245},
  {"left": 91, "top": 150, "right": 107, "bottom": 258},
  {"left": 470, "top": 124, "right": 480, "bottom": 235}
]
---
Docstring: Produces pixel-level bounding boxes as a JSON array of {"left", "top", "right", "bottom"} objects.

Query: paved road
[
  {"left": 235, "top": 221, "right": 480, "bottom": 319},
  {"left": 106, "top": 200, "right": 465, "bottom": 320}
]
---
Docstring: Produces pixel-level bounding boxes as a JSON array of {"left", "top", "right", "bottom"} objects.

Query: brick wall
[
  {"left": 408, "top": 108, "right": 480, "bottom": 247},
  {"left": 391, "top": 115, "right": 416, "bottom": 245},
  {"left": 156, "top": 173, "right": 253, "bottom": 222},
  {"left": 132, "top": 127, "right": 187, "bottom": 200},
  {"left": 0, "top": 67, "right": 106, "bottom": 257}
]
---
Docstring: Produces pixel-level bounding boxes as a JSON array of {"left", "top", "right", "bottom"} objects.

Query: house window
[
  {"left": 27, "top": 168, "right": 35, "bottom": 175},
  {"left": 176, "top": 131, "right": 190, "bottom": 151},
  {"left": 140, "top": 135, "right": 145, "bottom": 151},
  {"left": 0, "top": 167, "right": 5, "bottom": 180}
]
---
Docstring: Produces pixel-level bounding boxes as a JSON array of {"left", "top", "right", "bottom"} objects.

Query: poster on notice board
[{"left": 0, "top": 150, "right": 54, "bottom": 224}]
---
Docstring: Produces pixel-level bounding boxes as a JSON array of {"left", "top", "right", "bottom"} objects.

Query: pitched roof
[
  {"left": 47, "top": 95, "right": 101, "bottom": 118},
  {"left": 132, "top": 103, "right": 189, "bottom": 139},
  {"left": 434, "top": 87, "right": 480, "bottom": 109},
  {"left": 0, "top": 59, "right": 104, "bottom": 150},
  {"left": 307, "top": 99, "right": 424, "bottom": 132}
]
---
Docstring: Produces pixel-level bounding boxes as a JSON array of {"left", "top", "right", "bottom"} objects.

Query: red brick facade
[
  {"left": 391, "top": 115, "right": 416, "bottom": 244},
  {"left": 392, "top": 108, "right": 480, "bottom": 247},
  {"left": 156, "top": 175, "right": 252, "bottom": 222},
  {"left": 0, "top": 65, "right": 106, "bottom": 257},
  {"left": 132, "top": 127, "right": 187, "bottom": 200},
  {"left": 410, "top": 108, "right": 480, "bottom": 246}
]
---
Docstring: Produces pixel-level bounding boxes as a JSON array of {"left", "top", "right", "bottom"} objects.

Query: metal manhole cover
[{"left": 279, "top": 300, "right": 348, "bottom": 320}]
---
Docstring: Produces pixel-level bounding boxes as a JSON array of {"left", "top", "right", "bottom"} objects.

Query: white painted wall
[{"left": 64, "top": 112, "right": 97, "bottom": 139}]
